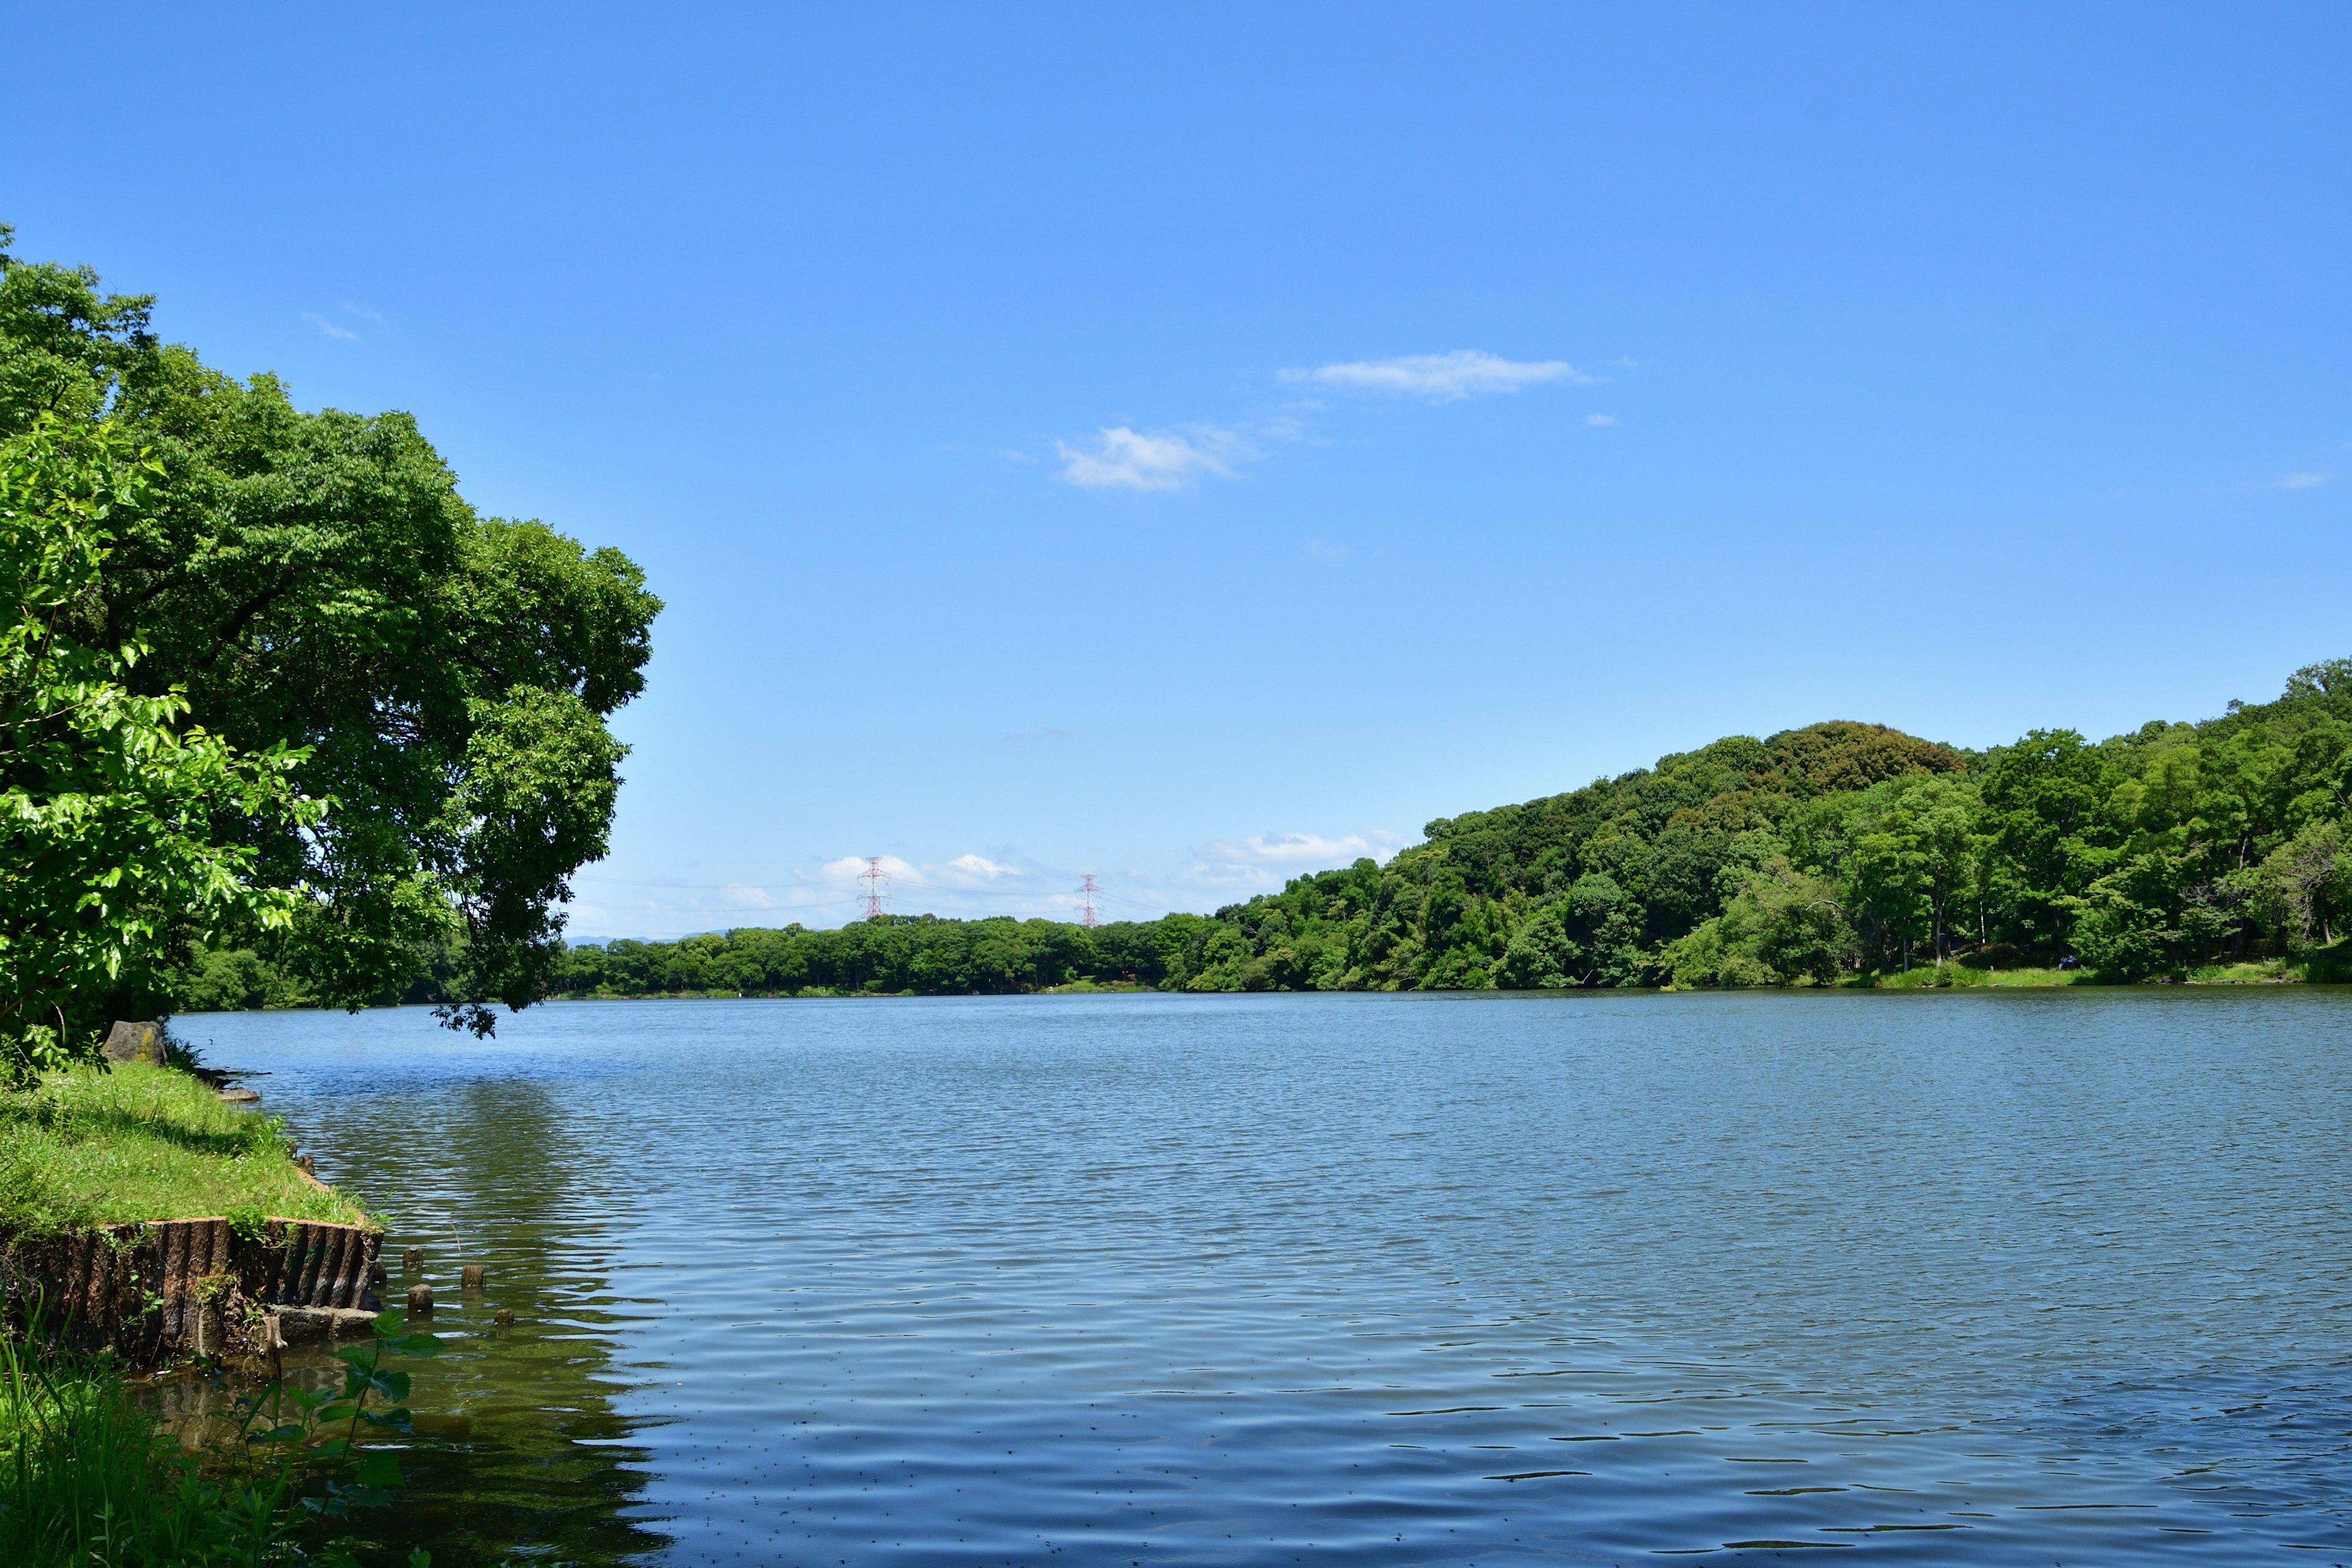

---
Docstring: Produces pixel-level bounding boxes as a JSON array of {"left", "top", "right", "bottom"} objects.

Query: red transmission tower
[
  {"left": 1076, "top": 873, "right": 1102, "bottom": 929},
  {"left": 859, "top": 856, "right": 889, "bottom": 921}
]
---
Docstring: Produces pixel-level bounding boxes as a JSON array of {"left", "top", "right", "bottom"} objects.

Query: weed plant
[{"left": 0, "top": 1305, "right": 437, "bottom": 1567}]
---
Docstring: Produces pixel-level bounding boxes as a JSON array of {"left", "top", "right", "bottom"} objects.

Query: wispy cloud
[
  {"left": 1586, "top": 412, "right": 1618, "bottom": 427},
  {"left": 301, "top": 311, "right": 358, "bottom": 342},
  {"left": 1283, "top": 350, "right": 1596, "bottom": 402},
  {"left": 2275, "top": 472, "right": 2332, "bottom": 490},
  {"left": 1182, "top": 831, "right": 1403, "bottom": 889},
  {"left": 1057, "top": 426, "right": 1240, "bottom": 491},
  {"left": 943, "top": 853, "right": 1019, "bottom": 883},
  {"left": 340, "top": 302, "right": 385, "bottom": 324},
  {"left": 1305, "top": 537, "right": 1349, "bottom": 561}
]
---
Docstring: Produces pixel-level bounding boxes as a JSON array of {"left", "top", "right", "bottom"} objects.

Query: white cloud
[
  {"left": 944, "top": 853, "right": 1018, "bottom": 881},
  {"left": 1305, "top": 537, "right": 1349, "bottom": 561},
  {"left": 1182, "top": 831, "right": 1402, "bottom": 888},
  {"left": 1283, "top": 350, "right": 1596, "bottom": 401},
  {"left": 820, "top": 853, "right": 917, "bottom": 886},
  {"left": 2275, "top": 472, "right": 2332, "bottom": 489},
  {"left": 301, "top": 311, "right": 358, "bottom": 342},
  {"left": 1586, "top": 412, "right": 1618, "bottom": 427},
  {"left": 1057, "top": 426, "right": 1238, "bottom": 490}
]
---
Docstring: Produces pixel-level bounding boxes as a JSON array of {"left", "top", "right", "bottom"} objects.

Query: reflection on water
[
  {"left": 181, "top": 990, "right": 2352, "bottom": 1565},
  {"left": 145, "top": 1068, "right": 669, "bottom": 1564}
]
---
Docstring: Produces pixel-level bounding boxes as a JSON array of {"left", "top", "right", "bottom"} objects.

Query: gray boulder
[{"left": 102, "top": 1020, "right": 168, "bottom": 1067}]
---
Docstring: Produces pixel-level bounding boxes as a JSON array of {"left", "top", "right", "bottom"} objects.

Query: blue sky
[{"left": 8, "top": 5, "right": 2349, "bottom": 937}]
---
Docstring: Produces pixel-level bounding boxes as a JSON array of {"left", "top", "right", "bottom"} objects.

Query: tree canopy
[{"left": 0, "top": 226, "right": 658, "bottom": 1046}]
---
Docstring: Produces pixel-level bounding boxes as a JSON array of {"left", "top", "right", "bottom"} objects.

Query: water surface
[{"left": 183, "top": 990, "right": 2352, "bottom": 1564}]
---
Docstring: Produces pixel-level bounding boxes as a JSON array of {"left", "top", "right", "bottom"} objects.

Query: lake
[{"left": 175, "top": 990, "right": 2352, "bottom": 1565}]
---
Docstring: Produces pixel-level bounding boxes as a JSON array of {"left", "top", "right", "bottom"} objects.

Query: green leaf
[{"left": 353, "top": 1452, "right": 402, "bottom": 1488}]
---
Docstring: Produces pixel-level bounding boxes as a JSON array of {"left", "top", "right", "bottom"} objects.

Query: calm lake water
[{"left": 176, "top": 991, "right": 2352, "bottom": 1566}]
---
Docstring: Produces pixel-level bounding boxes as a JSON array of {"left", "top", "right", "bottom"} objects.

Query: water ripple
[{"left": 182, "top": 989, "right": 2352, "bottom": 1565}]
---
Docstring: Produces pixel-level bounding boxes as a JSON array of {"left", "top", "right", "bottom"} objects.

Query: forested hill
[{"left": 175, "top": 660, "right": 2352, "bottom": 1008}]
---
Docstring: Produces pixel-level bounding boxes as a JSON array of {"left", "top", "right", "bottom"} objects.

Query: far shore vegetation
[{"left": 177, "top": 660, "right": 2352, "bottom": 1006}]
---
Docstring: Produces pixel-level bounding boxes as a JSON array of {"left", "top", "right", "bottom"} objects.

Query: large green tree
[
  {"left": 0, "top": 227, "right": 659, "bottom": 1031},
  {"left": 0, "top": 416, "right": 318, "bottom": 1074}
]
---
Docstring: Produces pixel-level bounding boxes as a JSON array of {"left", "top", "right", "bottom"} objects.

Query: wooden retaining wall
[{"left": 0, "top": 1218, "right": 381, "bottom": 1364}]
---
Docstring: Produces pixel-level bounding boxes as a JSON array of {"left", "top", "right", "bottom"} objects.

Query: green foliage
[
  {"left": 0, "top": 413, "right": 319, "bottom": 1077},
  {"left": 0, "top": 1302, "right": 437, "bottom": 1566},
  {"left": 0, "top": 228, "right": 658, "bottom": 1038},
  {"left": 178, "top": 661, "right": 2352, "bottom": 1001},
  {"left": 2249, "top": 819, "right": 2350, "bottom": 951},
  {"left": 1668, "top": 858, "right": 1856, "bottom": 987}
]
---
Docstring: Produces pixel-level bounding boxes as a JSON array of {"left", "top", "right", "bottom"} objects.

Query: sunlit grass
[
  {"left": 1864, "top": 963, "right": 2089, "bottom": 989},
  {"left": 0, "top": 1063, "right": 365, "bottom": 1236}
]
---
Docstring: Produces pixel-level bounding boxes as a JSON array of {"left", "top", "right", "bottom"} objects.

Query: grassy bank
[
  {"left": 1864, "top": 964, "right": 2090, "bottom": 989},
  {"left": 1860, "top": 952, "right": 2347, "bottom": 988},
  {"left": 0, "top": 1063, "right": 366, "bottom": 1238}
]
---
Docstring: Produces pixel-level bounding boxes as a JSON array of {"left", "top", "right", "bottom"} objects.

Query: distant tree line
[{"left": 172, "top": 660, "right": 2352, "bottom": 1009}]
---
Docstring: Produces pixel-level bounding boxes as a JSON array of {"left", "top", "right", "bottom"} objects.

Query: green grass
[
  {"left": 0, "top": 1330, "right": 267, "bottom": 1566},
  {"left": 2182, "top": 960, "right": 2296, "bottom": 984},
  {"left": 0, "top": 1064, "right": 366, "bottom": 1238},
  {"left": 1861, "top": 949, "right": 2350, "bottom": 989},
  {"left": 1862, "top": 963, "right": 2090, "bottom": 989}
]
